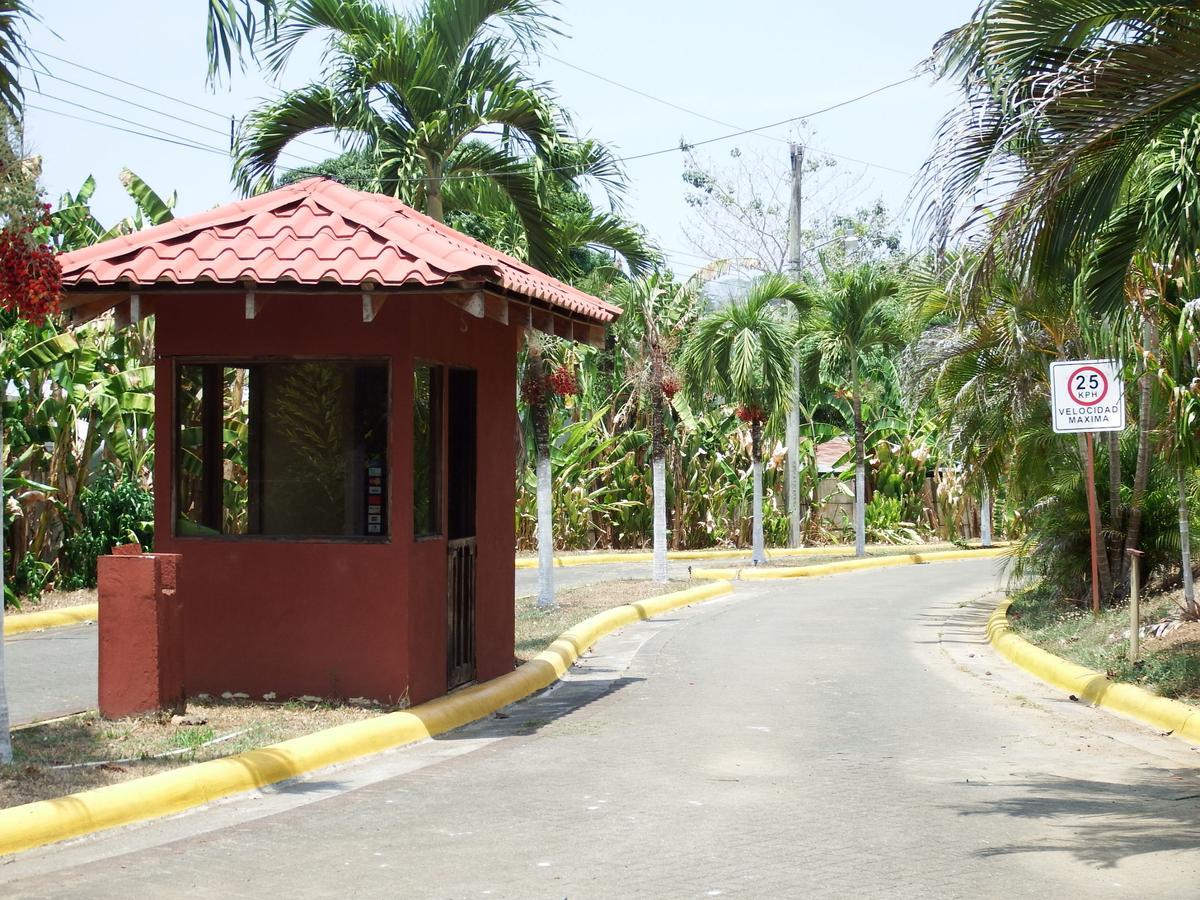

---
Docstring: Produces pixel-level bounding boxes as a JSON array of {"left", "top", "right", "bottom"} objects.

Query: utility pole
[{"left": 785, "top": 143, "right": 804, "bottom": 548}]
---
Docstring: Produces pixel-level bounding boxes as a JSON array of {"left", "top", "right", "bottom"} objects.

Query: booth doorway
[{"left": 446, "top": 368, "right": 478, "bottom": 689}]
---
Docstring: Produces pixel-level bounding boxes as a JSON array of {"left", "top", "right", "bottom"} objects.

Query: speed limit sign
[{"left": 1050, "top": 359, "right": 1126, "bottom": 433}]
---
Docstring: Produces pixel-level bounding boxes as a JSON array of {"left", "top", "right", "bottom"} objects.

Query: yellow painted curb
[
  {"left": 987, "top": 599, "right": 1200, "bottom": 745},
  {"left": 513, "top": 546, "right": 852, "bottom": 569},
  {"left": 0, "top": 581, "right": 733, "bottom": 857},
  {"left": 692, "top": 547, "right": 1010, "bottom": 580},
  {"left": 4, "top": 603, "right": 99, "bottom": 637},
  {"left": 515, "top": 543, "right": 1013, "bottom": 570}
]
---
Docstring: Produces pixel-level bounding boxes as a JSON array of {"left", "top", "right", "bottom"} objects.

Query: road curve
[{"left": 5, "top": 559, "right": 1200, "bottom": 898}]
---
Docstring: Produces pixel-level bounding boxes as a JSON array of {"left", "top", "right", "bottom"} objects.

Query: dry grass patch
[
  {"left": 8, "top": 587, "right": 97, "bottom": 615},
  {"left": 515, "top": 578, "right": 697, "bottom": 663},
  {"left": 697, "top": 542, "right": 972, "bottom": 569},
  {"left": 1, "top": 698, "right": 390, "bottom": 809}
]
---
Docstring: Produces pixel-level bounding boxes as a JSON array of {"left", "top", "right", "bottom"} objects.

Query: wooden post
[
  {"left": 1128, "top": 549, "right": 1143, "bottom": 663},
  {"left": 1084, "top": 432, "right": 1103, "bottom": 617}
]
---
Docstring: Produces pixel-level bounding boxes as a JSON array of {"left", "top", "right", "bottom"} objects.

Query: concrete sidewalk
[{"left": 7, "top": 560, "right": 1200, "bottom": 897}]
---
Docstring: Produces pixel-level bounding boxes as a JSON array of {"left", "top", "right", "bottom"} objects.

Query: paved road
[
  {"left": 6, "top": 559, "right": 1200, "bottom": 897},
  {"left": 4, "top": 559, "right": 708, "bottom": 726},
  {"left": 5, "top": 625, "right": 96, "bottom": 726}
]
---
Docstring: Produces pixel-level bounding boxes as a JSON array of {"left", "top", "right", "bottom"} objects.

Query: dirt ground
[
  {"left": 8, "top": 588, "right": 97, "bottom": 614},
  {"left": 515, "top": 578, "right": 696, "bottom": 663},
  {"left": 1, "top": 699, "right": 387, "bottom": 809}
]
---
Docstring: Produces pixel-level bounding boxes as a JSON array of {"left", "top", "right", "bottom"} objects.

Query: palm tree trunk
[
  {"left": 1123, "top": 318, "right": 1157, "bottom": 589},
  {"left": 651, "top": 377, "right": 668, "bottom": 582},
  {"left": 530, "top": 360, "right": 555, "bottom": 609},
  {"left": 1179, "top": 460, "right": 1196, "bottom": 615},
  {"left": 426, "top": 187, "right": 444, "bottom": 223},
  {"left": 852, "top": 393, "right": 866, "bottom": 558},
  {"left": 0, "top": 423, "right": 12, "bottom": 763},
  {"left": 535, "top": 446, "right": 555, "bottom": 609},
  {"left": 652, "top": 454, "right": 667, "bottom": 582},
  {"left": 424, "top": 161, "right": 445, "bottom": 222},
  {"left": 980, "top": 481, "right": 992, "bottom": 548},
  {"left": 751, "top": 419, "right": 767, "bottom": 565},
  {"left": 1107, "top": 429, "right": 1123, "bottom": 594}
]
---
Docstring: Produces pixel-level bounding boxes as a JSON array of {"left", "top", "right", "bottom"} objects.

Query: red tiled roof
[
  {"left": 58, "top": 177, "right": 619, "bottom": 324},
  {"left": 815, "top": 437, "right": 852, "bottom": 473}
]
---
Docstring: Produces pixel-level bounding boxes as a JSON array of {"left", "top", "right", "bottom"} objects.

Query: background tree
[
  {"left": 608, "top": 272, "right": 699, "bottom": 581},
  {"left": 0, "top": 1, "right": 34, "bottom": 117},
  {"left": 799, "top": 263, "right": 905, "bottom": 557},
  {"left": 235, "top": 0, "right": 624, "bottom": 272},
  {"left": 681, "top": 278, "right": 796, "bottom": 564},
  {"left": 0, "top": 115, "right": 61, "bottom": 764},
  {"left": 206, "top": 0, "right": 277, "bottom": 84}
]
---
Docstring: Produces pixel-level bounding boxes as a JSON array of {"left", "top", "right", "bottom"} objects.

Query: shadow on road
[
  {"left": 440, "top": 674, "right": 645, "bottom": 743},
  {"left": 955, "top": 773, "right": 1200, "bottom": 868}
]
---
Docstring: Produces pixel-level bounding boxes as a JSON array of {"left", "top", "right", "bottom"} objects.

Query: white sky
[{"left": 22, "top": 1, "right": 972, "bottom": 276}]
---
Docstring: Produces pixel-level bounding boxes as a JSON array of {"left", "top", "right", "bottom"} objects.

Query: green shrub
[
  {"left": 862, "top": 494, "right": 922, "bottom": 544},
  {"left": 59, "top": 466, "right": 153, "bottom": 590},
  {"left": 1109, "top": 650, "right": 1200, "bottom": 700}
]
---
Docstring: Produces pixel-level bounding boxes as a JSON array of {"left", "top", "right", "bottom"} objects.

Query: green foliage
[
  {"left": 680, "top": 275, "right": 800, "bottom": 441},
  {"left": 235, "top": 0, "right": 640, "bottom": 275},
  {"left": 278, "top": 149, "right": 378, "bottom": 192},
  {"left": 1011, "top": 585, "right": 1200, "bottom": 700},
  {"left": 1010, "top": 434, "right": 1186, "bottom": 605},
  {"left": 59, "top": 466, "right": 154, "bottom": 591},
  {"left": 0, "top": 2, "right": 34, "bottom": 117},
  {"left": 862, "top": 494, "right": 922, "bottom": 545}
]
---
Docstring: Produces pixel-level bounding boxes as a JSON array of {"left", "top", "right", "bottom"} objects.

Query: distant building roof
[
  {"left": 815, "top": 437, "right": 852, "bottom": 474},
  {"left": 59, "top": 177, "right": 619, "bottom": 326}
]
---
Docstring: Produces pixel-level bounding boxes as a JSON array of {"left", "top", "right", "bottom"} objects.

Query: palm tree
[
  {"left": 521, "top": 339, "right": 557, "bottom": 608},
  {"left": 206, "top": 0, "right": 277, "bottom": 84},
  {"left": 924, "top": 2, "right": 1200, "bottom": 283},
  {"left": 608, "top": 273, "right": 702, "bottom": 581},
  {"left": 0, "top": 1, "right": 34, "bottom": 117},
  {"left": 234, "top": 0, "right": 618, "bottom": 272},
  {"left": 680, "top": 277, "right": 798, "bottom": 564},
  {"left": 799, "top": 264, "right": 905, "bottom": 558}
]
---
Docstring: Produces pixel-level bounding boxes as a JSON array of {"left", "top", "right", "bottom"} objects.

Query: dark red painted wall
[{"left": 153, "top": 291, "right": 517, "bottom": 705}]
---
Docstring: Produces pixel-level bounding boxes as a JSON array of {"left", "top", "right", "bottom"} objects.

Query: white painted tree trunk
[
  {"left": 852, "top": 392, "right": 866, "bottom": 559},
  {"left": 536, "top": 452, "right": 555, "bottom": 609},
  {"left": 652, "top": 455, "right": 668, "bottom": 583},
  {"left": 1179, "top": 464, "right": 1195, "bottom": 614},
  {"left": 980, "top": 482, "right": 993, "bottom": 548},
  {"left": 0, "top": 423, "right": 11, "bottom": 763},
  {"left": 752, "top": 457, "right": 767, "bottom": 565},
  {"left": 854, "top": 459, "right": 866, "bottom": 559},
  {"left": 786, "top": 362, "right": 801, "bottom": 549}
]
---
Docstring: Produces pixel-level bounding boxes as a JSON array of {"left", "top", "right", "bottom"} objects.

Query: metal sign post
[{"left": 1050, "top": 360, "right": 1127, "bottom": 617}]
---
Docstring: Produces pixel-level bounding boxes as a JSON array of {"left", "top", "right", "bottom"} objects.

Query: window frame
[
  {"left": 412, "top": 360, "right": 445, "bottom": 542},
  {"left": 172, "top": 355, "right": 392, "bottom": 544}
]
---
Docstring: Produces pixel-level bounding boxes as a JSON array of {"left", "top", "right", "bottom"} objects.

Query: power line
[
  {"left": 545, "top": 54, "right": 918, "bottom": 176},
  {"left": 31, "top": 49, "right": 339, "bottom": 160},
  {"left": 27, "top": 49, "right": 919, "bottom": 190},
  {"left": 38, "top": 48, "right": 918, "bottom": 179},
  {"left": 546, "top": 53, "right": 769, "bottom": 138},
  {"left": 35, "top": 50, "right": 231, "bottom": 121},
  {"left": 26, "top": 104, "right": 232, "bottom": 157},
  {"left": 26, "top": 85, "right": 323, "bottom": 168},
  {"left": 350, "top": 73, "right": 925, "bottom": 188}
]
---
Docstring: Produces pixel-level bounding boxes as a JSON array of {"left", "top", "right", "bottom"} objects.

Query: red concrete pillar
[{"left": 97, "top": 551, "right": 184, "bottom": 718}]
